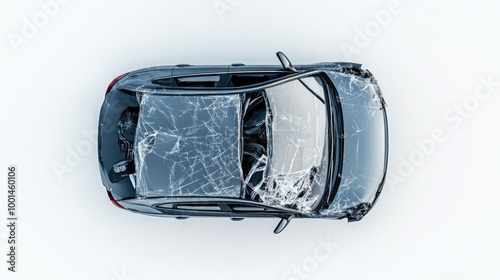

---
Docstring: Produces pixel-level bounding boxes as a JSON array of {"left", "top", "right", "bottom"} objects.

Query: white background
[{"left": 1, "top": 0, "right": 500, "bottom": 279}]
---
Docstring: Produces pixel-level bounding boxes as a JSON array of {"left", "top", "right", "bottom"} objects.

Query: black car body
[{"left": 98, "top": 52, "right": 388, "bottom": 233}]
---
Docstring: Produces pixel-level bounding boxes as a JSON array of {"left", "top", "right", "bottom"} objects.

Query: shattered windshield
[{"left": 243, "top": 76, "right": 330, "bottom": 212}]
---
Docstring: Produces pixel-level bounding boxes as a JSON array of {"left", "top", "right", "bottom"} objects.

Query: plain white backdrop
[{"left": 1, "top": 0, "right": 500, "bottom": 279}]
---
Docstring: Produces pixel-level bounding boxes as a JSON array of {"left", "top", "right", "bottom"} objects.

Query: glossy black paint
[{"left": 98, "top": 54, "right": 388, "bottom": 233}]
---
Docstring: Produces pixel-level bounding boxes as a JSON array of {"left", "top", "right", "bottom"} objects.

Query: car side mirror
[
  {"left": 276, "top": 51, "right": 297, "bottom": 72},
  {"left": 273, "top": 216, "right": 292, "bottom": 234}
]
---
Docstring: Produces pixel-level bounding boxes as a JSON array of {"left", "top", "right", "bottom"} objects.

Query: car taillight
[
  {"left": 107, "top": 191, "right": 126, "bottom": 210},
  {"left": 106, "top": 72, "right": 129, "bottom": 94}
]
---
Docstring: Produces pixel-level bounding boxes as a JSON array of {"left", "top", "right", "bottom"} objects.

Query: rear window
[
  {"left": 228, "top": 73, "right": 286, "bottom": 87},
  {"left": 156, "top": 203, "right": 221, "bottom": 211},
  {"left": 176, "top": 75, "right": 221, "bottom": 87},
  {"left": 152, "top": 77, "right": 174, "bottom": 87},
  {"left": 176, "top": 203, "right": 221, "bottom": 211},
  {"left": 153, "top": 75, "right": 222, "bottom": 88}
]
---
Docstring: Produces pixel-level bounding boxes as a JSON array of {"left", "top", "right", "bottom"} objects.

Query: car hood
[{"left": 319, "top": 70, "right": 388, "bottom": 219}]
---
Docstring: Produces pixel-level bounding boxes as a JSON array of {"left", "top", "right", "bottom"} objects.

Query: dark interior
[
  {"left": 228, "top": 73, "right": 286, "bottom": 87},
  {"left": 108, "top": 106, "right": 139, "bottom": 183},
  {"left": 241, "top": 91, "right": 269, "bottom": 200}
]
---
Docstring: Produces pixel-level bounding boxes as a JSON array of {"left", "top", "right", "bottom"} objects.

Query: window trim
[
  {"left": 151, "top": 70, "right": 291, "bottom": 90},
  {"left": 174, "top": 74, "right": 223, "bottom": 88},
  {"left": 175, "top": 203, "right": 221, "bottom": 211}
]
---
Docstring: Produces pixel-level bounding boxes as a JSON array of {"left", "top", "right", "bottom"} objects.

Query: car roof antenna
[{"left": 276, "top": 51, "right": 297, "bottom": 72}]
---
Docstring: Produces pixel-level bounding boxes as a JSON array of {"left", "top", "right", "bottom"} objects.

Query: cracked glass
[
  {"left": 244, "top": 76, "right": 329, "bottom": 212},
  {"left": 319, "top": 71, "right": 386, "bottom": 217},
  {"left": 131, "top": 75, "right": 330, "bottom": 213},
  {"left": 134, "top": 94, "right": 242, "bottom": 198}
]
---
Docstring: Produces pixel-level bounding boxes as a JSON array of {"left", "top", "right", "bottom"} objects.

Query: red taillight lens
[
  {"left": 106, "top": 72, "right": 129, "bottom": 94},
  {"left": 107, "top": 191, "right": 126, "bottom": 210}
]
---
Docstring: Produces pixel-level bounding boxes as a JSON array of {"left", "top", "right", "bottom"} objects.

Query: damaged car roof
[{"left": 134, "top": 93, "right": 242, "bottom": 198}]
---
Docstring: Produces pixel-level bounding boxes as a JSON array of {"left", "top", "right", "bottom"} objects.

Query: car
[{"left": 98, "top": 52, "right": 388, "bottom": 233}]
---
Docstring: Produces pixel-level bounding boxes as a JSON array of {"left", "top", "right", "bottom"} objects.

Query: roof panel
[{"left": 134, "top": 94, "right": 242, "bottom": 198}]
